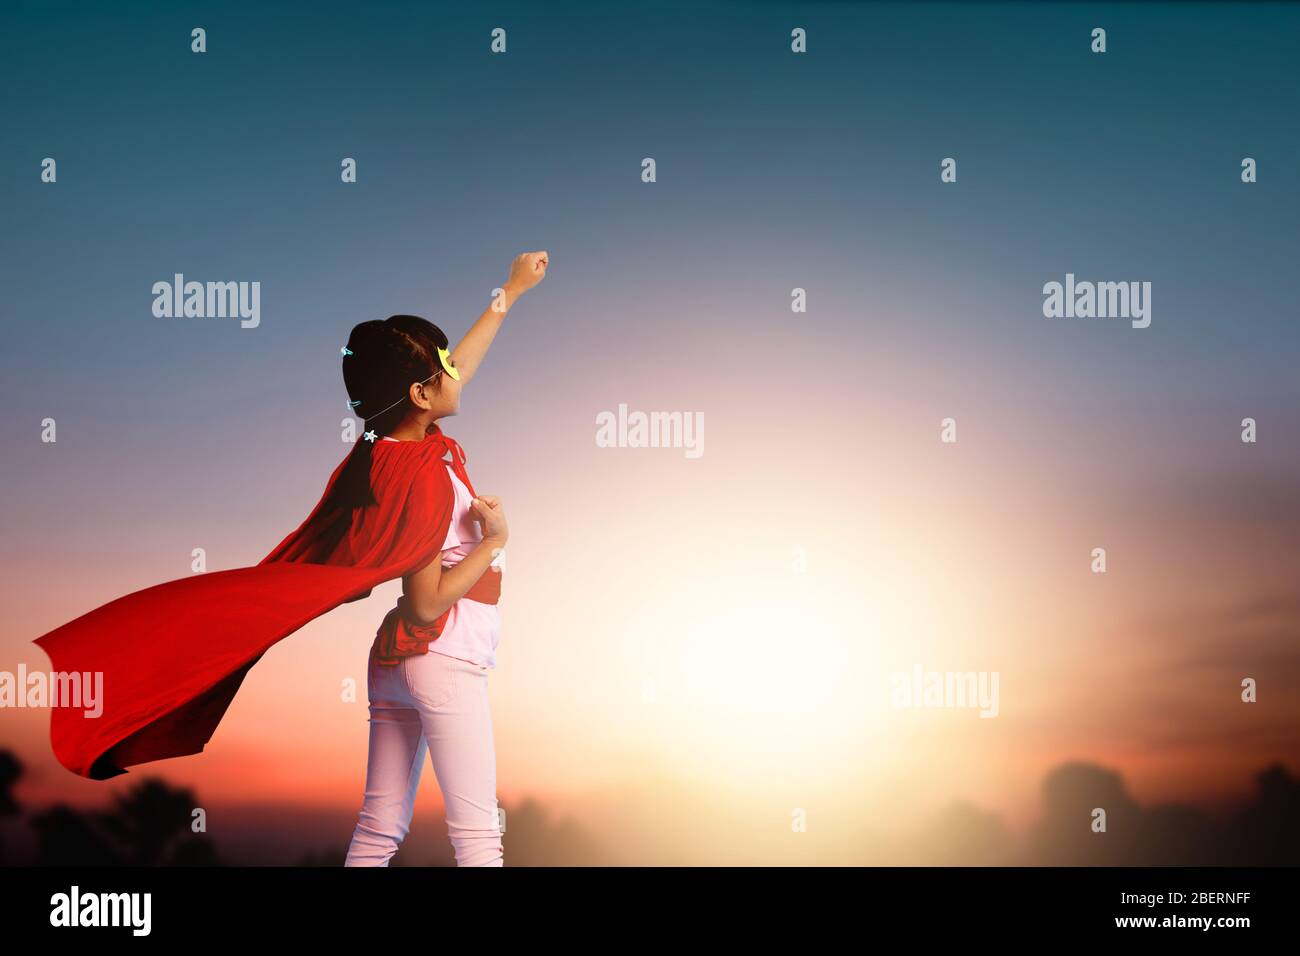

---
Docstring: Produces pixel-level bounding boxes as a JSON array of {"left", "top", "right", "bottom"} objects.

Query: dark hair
[{"left": 330, "top": 314, "right": 449, "bottom": 511}]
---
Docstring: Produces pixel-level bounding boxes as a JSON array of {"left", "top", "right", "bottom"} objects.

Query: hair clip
[
  {"left": 437, "top": 346, "right": 461, "bottom": 381},
  {"left": 363, "top": 429, "right": 378, "bottom": 442},
  {"left": 341, "top": 346, "right": 353, "bottom": 356},
  {"left": 348, "top": 399, "right": 362, "bottom": 408}
]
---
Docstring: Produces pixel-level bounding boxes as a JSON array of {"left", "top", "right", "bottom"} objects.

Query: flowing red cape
[{"left": 31, "top": 427, "right": 474, "bottom": 780}]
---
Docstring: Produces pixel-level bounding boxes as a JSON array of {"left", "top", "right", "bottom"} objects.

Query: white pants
[{"left": 345, "top": 649, "right": 503, "bottom": 866}]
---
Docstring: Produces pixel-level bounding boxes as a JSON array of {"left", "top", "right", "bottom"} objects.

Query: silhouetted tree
[
  {"left": 0, "top": 750, "right": 24, "bottom": 863},
  {"left": 30, "top": 805, "right": 124, "bottom": 865},
  {"left": 1021, "top": 760, "right": 1300, "bottom": 866},
  {"left": 1135, "top": 803, "right": 1219, "bottom": 866},
  {"left": 95, "top": 778, "right": 207, "bottom": 866},
  {"left": 23, "top": 776, "right": 223, "bottom": 866},
  {"left": 0, "top": 750, "right": 21, "bottom": 817},
  {"left": 1028, "top": 762, "right": 1145, "bottom": 865},
  {"left": 1228, "top": 763, "right": 1300, "bottom": 866}
]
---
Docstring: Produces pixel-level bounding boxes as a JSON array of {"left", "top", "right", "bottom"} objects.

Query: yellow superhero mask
[{"left": 437, "top": 346, "right": 461, "bottom": 381}]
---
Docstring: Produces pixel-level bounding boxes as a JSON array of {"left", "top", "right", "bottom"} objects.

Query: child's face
[
  {"left": 433, "top": 371, "right": 462, "bottom": 417},
  {"left": 414, "top": 368, "right": 461, "bottom": 419}
]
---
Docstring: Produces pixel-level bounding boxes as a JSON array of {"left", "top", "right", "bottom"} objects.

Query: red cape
[{"left": 31, "top": 427, "right": 476, "bottom": 780}]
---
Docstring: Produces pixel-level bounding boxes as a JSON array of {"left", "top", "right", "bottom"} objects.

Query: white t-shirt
[{"left": 383, "top": 436, "right": 502, "bottom": 668}]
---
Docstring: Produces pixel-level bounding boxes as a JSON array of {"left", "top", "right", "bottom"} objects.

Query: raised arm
[{"left": 449, "top": 251, "right": 548, "bottom": 384}]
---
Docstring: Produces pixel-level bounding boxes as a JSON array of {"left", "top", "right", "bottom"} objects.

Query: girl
[
  {"left": 339, "top": 253, "right": 547, "bottom": 866},
  {"left": 32, "top": 252, "right": 548, "bottom": 869}
]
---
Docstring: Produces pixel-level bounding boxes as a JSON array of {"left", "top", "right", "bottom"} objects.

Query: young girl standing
[
  {"left": 31, "top": 251, "right": 547, "bottom": 872},
  {"left": 337, "top": 252, "right": 548, "bottom": 867}
]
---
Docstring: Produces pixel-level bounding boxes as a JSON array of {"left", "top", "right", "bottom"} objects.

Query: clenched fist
[
  {"left": 470, "top": 494, "right": 508, "bottom": 546},
  {"left": 505, "top": 251, "right": 548, "bottom": 296}
]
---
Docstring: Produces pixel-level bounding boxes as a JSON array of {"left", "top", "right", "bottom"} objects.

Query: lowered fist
[{"left": 470, "top": 494, "right": 508, "bottom": 546}]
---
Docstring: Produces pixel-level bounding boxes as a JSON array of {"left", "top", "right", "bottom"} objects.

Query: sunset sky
[{"left": 3, "top": 1, "right": 1298, "bottom": 864}]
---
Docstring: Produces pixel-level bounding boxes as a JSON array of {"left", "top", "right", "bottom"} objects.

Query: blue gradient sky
[{"left": 4, "top": 1, "right": 1298, "bottom": 478}]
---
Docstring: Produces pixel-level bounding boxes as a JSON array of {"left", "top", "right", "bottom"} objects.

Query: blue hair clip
[{"left": 341, "top": 346, "right": 354, "bottom": 356}]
